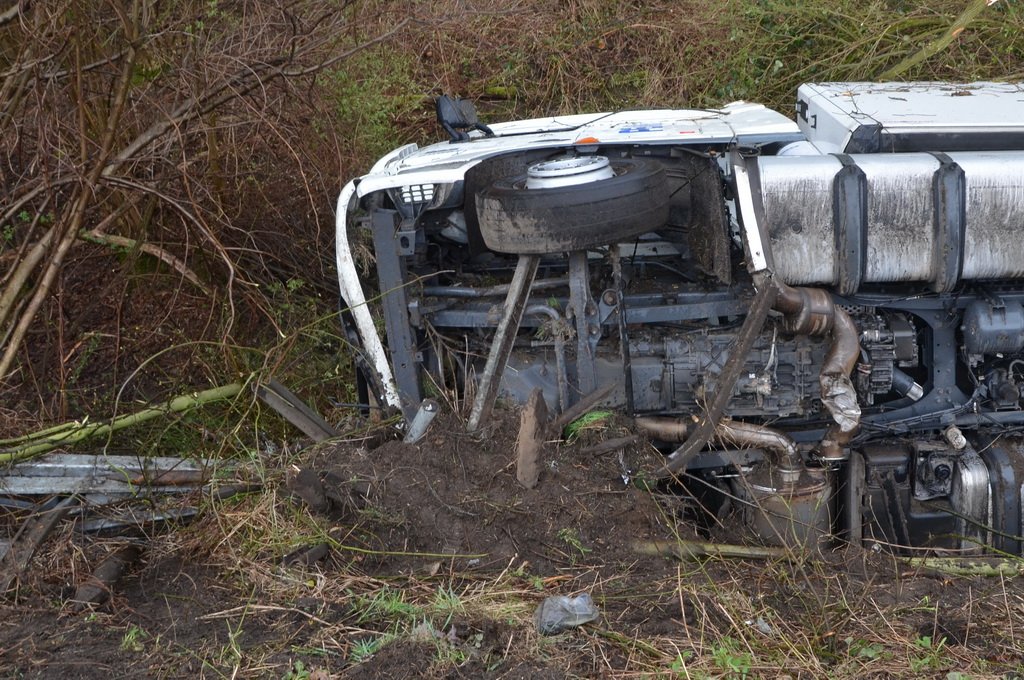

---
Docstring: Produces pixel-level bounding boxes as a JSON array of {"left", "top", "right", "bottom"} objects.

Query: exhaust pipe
[
  {"left": 656, "top": 279, "right": 862, "bottom": 477},
  {"left": 774, "top": 282, "right": 861, "bottom": 461},
  {"left": 635, "top": 417, "right": 802, "bottom": 475}
]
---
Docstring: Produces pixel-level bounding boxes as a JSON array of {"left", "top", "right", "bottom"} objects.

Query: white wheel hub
[{"left": 525, "top": 156, "right": 614, "bottom": 189}]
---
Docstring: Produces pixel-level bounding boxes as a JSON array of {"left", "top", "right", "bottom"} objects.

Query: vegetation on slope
[{"left": 3, "top": 1, "right": 1024, "bottom": 677}]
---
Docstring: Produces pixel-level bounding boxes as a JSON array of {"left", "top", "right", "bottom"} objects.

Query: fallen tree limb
[
  {"left": 899, "top": 556, "right": 1024, "bottom": 577},
  {"left": 549, "top": 381, "right": 619, "bottom": 436},
  {"left": 634, "top": 538, "right": 791, "bottom": 561},
  {"left": 0, "top": 382, "right": 243, "bottom": 464},
  {"left": 579, "top": 435, "right": 640, "bottom": 457}
]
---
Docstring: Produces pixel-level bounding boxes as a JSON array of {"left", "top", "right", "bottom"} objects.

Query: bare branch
[
  {"left": 81, "top": 230, "right": 210, "bottom": 295},
  {"left": 0, "top": 1, "right": 24, "bottom": 29}
]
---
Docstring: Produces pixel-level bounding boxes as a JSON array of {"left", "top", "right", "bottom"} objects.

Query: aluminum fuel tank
[{"left": 756, "top": 151, "right": 1024, "bottom": 293}]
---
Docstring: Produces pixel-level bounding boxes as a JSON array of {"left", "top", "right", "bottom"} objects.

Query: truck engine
[{"left": 336, "top": 82, "right": 1024, "bottom": 555}]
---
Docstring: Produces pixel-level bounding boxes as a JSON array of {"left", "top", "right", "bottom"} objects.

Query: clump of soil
[{"left": 305, "top": 412, "right": 675, "bottom": 576}]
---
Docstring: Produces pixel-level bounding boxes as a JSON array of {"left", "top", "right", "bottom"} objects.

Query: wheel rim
[{"left": 525, "top": 155, "right": 614, "bottom": 189}]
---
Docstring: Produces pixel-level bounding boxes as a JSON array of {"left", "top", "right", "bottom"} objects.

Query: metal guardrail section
[{"left": 1, "top": 453, "right": 213, "bottom": 496}]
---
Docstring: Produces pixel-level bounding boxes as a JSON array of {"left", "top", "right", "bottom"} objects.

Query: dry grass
[
  {"left": 75, "top": 498, "right": 1023, "bottom": 677},
  {"left": 12, "top": 412, "right": 1023, "bottom": 677},
  {"left": 7, "top": 1, "right": 1024, "bottom": 677}
]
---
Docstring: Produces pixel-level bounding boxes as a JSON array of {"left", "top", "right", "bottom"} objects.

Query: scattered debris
[
  {"left": 1, "top": 496, "right": 79, "bottom": 594},
  {"left": 287, "top": 467, "right": 331, "bottom": 513},
  {"left": 0, "top": 381, "right": 260, "bottom": 602},
  {"left": 0, "top": 382, "right": 242, "bottom": 464},
  {"left": 282, "top": 542, "right": 330, "bottom": 567},
  {"left": 403, "top": 398, "right": 440, "bottom": 444},
  {"left": 746, "top": 616, "right": 775, "bottom": 636},
  {"left": 79, "top": 507, "right": 199, "bottom": 534},
  {"left": 69, "top": 543, "right": 142, "bottom": 611},
  {"left": 79, "top": 482, "right": 261, "bottom": 534},
  {"left": 634, "top": 539, "right": 791, "bottom": 562},
  {"left": 0, "top": 376, "right": 338, "bottom": 590},
  {"left": 256, "top": 378, "right": 339, "bottom": 442},
  {"left": 515, "top": 389, "right": 548, "bottom": 489},
  {"left": 534, "top": 593, "right": 599, "bottom": 635},
  {"left": 285, "top": 467, "right": 364, "bottom": 517},
  {"left": 578, "top": 435, "right": 640, "bottom": 457},
  {"left": 1, "top": 453, "right": 215, "bottom": 496},
  {"left": 1, "top": 447, "right": 256, "bottom": 603}
]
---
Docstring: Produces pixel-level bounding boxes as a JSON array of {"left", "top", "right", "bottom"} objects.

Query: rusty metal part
[
  {"left": 737, "top": 464, "right": 833, "bottom": 550},
  {"left": 817, "top": 305, "right": 862, "bottom": 460},
  {"left": 526, "top": 304, "right": 570, "bottom": 413},
  {"left": 821, "top": 304, "right": 860, "bottom": 379},
  {"left": 774, "top": 283, "right": 835, "bottom": 335},
  {"left": 633, "top": 416, "right": 690, "bottom": 442},
  {"left": 775, "top": 281, "right": 862, "bottom": 460},
  {"left": 69, "top": 543, "right": 142, "bottom": 612},
  {"left": 636, "top": 416, "right": 800, "bottom": 473},
  {"left": 655, "top": 277, "right": 862, "bottom": 476},
  {"left": 716, "top": 420, "right": 802, "bottom": 474}
]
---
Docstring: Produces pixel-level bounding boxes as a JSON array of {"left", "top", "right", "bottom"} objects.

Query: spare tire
[{"left": 475, "top": 158, "right": 670, "bottom": 254}]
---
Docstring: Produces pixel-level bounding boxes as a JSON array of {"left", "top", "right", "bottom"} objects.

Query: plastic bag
[{"left": 534, "top": 593, "right": 599, "bottom": 635}]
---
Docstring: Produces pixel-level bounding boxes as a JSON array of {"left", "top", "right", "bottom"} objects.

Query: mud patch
[{"left": 308, "top": 412, "right": 672, "bottom": 576}]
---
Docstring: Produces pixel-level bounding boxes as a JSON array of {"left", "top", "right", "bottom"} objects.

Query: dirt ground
[{"left": 2, "top": 410, "right": 1024, "bottom": 678}]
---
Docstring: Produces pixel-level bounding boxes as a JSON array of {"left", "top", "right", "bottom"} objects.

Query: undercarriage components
[
  {"left": 962, "top": 299, "right": 1024, "bottom": 355},
  {"left": 847, "top": 440, "right": 1005, "bottom": 554},
  {"left": 735, "top": 464, "right": 833, "bottom": 550},
  {"left": 338, "top": 81, "right": 1024, "bottom": 557},
  {"left": 636, "top": 416, "right": 802, "bottom": 476},
  {"left": 467, "top": 254, "right": 540, "bottom": 432},
  {"left": 656, "top": 279, "right": 778, "bottom": 478},
  {"left": 769, "top": 282, "right": 862, "bottom": 461}
]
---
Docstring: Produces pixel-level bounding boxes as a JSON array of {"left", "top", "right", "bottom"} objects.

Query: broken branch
[
  {"left": 634, "top": 538, "right": 791, "bottom": 561},
  {"left": 0, "top": 382, "right": 243, "bottom": 464}
]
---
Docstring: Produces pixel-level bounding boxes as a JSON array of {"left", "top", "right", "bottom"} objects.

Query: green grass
[
  {"left": 320, "top": 46, "right": 427, "bottom": 161},
  {"left": 327, "top": 0, "right": 1024, "bottom": 140},
  {"left": 563, "top": 410, "right": 613, "bottom": 442},
  {"left": 11, "top": 2, "right": 1024, "bottom": 678}
]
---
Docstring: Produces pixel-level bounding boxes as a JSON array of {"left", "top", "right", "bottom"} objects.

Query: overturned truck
[{"left": 335, "top": 82, "right": 1024, "bottom": 554}]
